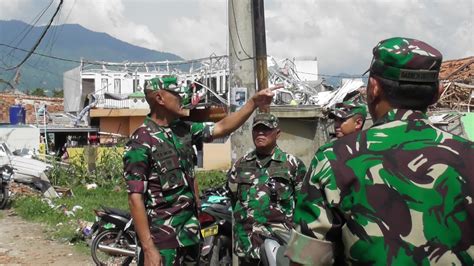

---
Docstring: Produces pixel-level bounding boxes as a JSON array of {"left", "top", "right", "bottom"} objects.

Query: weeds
[
  {"left": 196, "top": 170, "right": 227, "bottom": 193},
  {"left": 49, "top": 147, "right": 125, "bottom": 187},
  {"left": 12, "top": 145, "right": 227, "bottom": 256},
  {"left": 13, "top": 186, "right": 128, "bottom": 241}
]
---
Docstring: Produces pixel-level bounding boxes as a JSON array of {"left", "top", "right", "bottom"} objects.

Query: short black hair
[{"left": 371, "top": 74, "right": 439, "bottom": 110}]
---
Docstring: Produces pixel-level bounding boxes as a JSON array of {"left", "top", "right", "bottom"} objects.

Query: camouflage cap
[
  {"left": 364, "top": 37, "right": 442, "bottom": 82},
  {"left": 329, "top": 100, "right": 367, "bottom": 120},
  {"left": 252, "top": 113, "right": 279, "bottom": 129},
  {"left": 145, "top": 76, "right": 181, "bottom": 93}
]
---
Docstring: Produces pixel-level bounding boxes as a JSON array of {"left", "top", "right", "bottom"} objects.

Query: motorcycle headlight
[{"left": 2, "top": 171, "right": 12, "bottom": 181}]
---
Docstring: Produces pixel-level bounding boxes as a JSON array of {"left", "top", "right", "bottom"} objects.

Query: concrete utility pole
[{"left": 229, "top": 0, "right": 256, "bottom": 163}]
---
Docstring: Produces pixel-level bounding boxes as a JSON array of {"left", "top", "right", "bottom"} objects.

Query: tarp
[
  {"left": 461, "top": 112, "right": 474, "bottom": 141},
  {"left": 63, "top": 66, "right": 81, "bottom": 112}
]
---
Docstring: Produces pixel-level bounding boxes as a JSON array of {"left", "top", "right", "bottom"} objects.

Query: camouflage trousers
[{"left": 137, "top": 244, "right": 200, "bottom": 266}]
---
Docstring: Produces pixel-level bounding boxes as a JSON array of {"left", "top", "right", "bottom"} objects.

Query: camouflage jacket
[
  {"left": 123, "top": 116, "right": 214, "bottom": 249},
  {"left": 286, "top": 109, "right": 474, "bottom": 265},
  {"left": 228, "top": 146, "right": 306, "bottom": 259}
]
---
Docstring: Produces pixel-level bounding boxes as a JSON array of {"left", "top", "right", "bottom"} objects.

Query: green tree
[
  {"left": 30, "top": 88, "right": 47, "bottom": 97},
  {"left": 52, "top": 89, "right": 64, "bottom": 98}
]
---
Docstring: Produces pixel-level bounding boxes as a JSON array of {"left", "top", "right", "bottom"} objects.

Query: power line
[
  {"left": 3, "top": 0, "right": 64, "bottom": 71},
  {"left": 0, "top": 43, "right": 227, "bottom": 68},
  {"left": 0, "top": 43, "right": 80, "bottom": 63},
  {"left": 34, "top": 0, "right": 71, "bottom": 68},
  {"left": 3, "top": 0, "right": 55, "bottom": 63},
  {"left": 0, "top": 42, "right": 362, "bottom": 83}
]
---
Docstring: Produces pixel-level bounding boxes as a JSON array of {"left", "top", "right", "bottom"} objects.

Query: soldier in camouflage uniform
[
  {"left": 328, "top": 100, "right": 367, "bottom": 138},
  {"left": 227, "top": 113, "right": 307, "bottom": 265},
  {"left": 286, "top": 37, "right": 474, "bottom": 265},
  {"left": 124, "top": 75, "right": 275, "bottom": 266}
]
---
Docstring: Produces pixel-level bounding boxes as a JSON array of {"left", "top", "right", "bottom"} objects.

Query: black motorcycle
[
  {"left": 90, "top": 206, "right": 136, "bottom": 265},
  {"left": 0, "top": 165, "right": 14, "bottom": 209},
  {"left": 199, "top": 185, "right": 233, "bottom": 266}
]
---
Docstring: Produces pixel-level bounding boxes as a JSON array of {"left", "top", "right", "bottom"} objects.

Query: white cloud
[
  {"left": 0, "top": 0, "right": 472, "bottom": 75},
  {"left": 158, "top": 0, "right": 227, "bottom": 58},
  {"left": 61, "top": 0, "right": 163, "bottom": 50},
  {"left": 265, "top": 0, "right": 474, "bottom": 74}
]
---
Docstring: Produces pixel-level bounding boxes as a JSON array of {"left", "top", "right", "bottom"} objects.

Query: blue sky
[{"left": 1, "top": 0, "right": 472, "bottom": 75}]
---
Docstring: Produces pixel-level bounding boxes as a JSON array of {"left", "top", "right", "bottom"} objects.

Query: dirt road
[{"left": 0, "top": 210, "right": 93, "bottom": 265}]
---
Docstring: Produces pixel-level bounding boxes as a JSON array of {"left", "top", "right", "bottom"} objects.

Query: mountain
[{"left": 0, "top": 20, "right": 183, "bottom": 92}]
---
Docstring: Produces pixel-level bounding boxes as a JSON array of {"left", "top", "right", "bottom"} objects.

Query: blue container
[{"left": 9, "top": 105, "right": 26, "bottom": 125}]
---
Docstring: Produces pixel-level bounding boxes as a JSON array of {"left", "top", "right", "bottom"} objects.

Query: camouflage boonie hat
[
  {"left": 364, "top": 37, "right": 442, "bottom": 82},
  {"left": 253, "top": 113, "right": 279, "bottom": 129},
  {"left": 145, "top": 76, "right": 181, "bottom": 93},
  {"left": 329, "top": 100, "right": 367, "bottom": 119}
]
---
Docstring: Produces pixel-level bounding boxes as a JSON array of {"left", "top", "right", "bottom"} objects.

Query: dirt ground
[{"left": 0, "top": 209, "right": 93, "bottom": 265}]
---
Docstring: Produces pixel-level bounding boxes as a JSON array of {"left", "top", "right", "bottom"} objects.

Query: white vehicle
[{"left": 0, "top": 142, "right": 52, "bottom": 181}]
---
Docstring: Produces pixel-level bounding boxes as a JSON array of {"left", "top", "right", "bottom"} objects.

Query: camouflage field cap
[
  {"left": 329, "top": 100, "right": 367, "bottom": 119},
  {"left": 364, "top": 37, "right": 442, "bottom": 82},
  {"left": 253, "top": 113, "right": 279, "bottom": 129},
  {"left": 145, "top": 75, "right": 195, "bottom": 107},
  {"left": 145, "top": 76, "right": 181, "bottom": 93}
]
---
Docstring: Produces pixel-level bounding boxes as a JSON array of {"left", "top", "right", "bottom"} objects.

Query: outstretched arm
[{"left": 212, "top": 85, "right": 282, "bottom": 138}]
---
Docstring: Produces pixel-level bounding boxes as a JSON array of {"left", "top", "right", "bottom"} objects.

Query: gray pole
[
  {"left": 228, "top": 0, "right": 256, "bottom": 163},
  {"left": 229, "top": 1, "right": 256, "bottom": 265}
]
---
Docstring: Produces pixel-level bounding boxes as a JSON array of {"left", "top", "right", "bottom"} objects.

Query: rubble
[
  {"left": 432, "top": 56, "right": 474, "bottom": 112},
  {"left": 9, "top": 182, "right": 41, "bottom": 197}
]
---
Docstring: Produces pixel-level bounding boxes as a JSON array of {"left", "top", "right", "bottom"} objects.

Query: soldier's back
[{"left": 322, "top": 109, "right": 474, "bottom": 265}]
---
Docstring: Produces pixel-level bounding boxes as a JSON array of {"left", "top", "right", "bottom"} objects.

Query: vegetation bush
[
  {"left": 49, "top": 146, "right": 125, "bottom": 187},
  {"left": 13, "top": 186, "right": 128, "bottom": 247},
  {"left": 48, "top": 146, "right": 228, "bottom": 191},
  {"left": 196, "top": 170, "right": 227, "bottom": 193},
  {"left": 12, "top": 149, "right": 227, "bottom": 255}
]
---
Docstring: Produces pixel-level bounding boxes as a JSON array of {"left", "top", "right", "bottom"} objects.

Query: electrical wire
[
  {"left": 3, "top": 0, "right": 64, "bottom": 71},
  {"left": 0, "top": 42, "right": 362, "bottom": 87},
  {"left": 2, "top": 0, "right": 55, "bottom": 62},
  {"left": 44, "top": 0, "right": 75, "bottom": 57},
  {"left": 229, "top": 0, "right": 254, "bottom": 62},
  {"left": 0, "top": 43, "right": 229, "bottom": 69},
  {"left": 34, "top": 0, "right": 75, "bottom": 68}
]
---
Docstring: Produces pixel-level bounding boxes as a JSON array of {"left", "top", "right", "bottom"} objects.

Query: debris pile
[
  {"left": 433, "top": 56, "right": 474, "bottom": 111},
  {"left": 9, "top": 182, "right": 41, "bottom": 197}
]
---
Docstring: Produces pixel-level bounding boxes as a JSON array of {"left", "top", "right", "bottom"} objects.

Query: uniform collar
[
  {"left": 372, "top": 108, "right": 429, "bottom": 127},
  {"left": 144, "top": 115, "right": 181, "bottom": 132},
  {"left": 244, "top": 146, "right": 285, "bottom": 162}
]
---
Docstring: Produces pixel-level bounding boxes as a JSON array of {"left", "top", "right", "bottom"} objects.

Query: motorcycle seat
[{"left": 102, "top": 206, "right": 131, "bottom": 219}]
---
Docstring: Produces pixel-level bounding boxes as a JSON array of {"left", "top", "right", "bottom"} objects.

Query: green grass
[
  {"left": 196, "top": 170, "right": 227, "bottom": 194},
  {"left": 12, "top": 170, "right": 226, "bottom": 255},
  {"left": 13, "top": 185, "right": 128, "bottom": 250}
]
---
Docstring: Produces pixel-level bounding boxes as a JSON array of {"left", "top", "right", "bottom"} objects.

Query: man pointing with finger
[{"left": 124, "top": 75, "right": 277, "bottom": 266}]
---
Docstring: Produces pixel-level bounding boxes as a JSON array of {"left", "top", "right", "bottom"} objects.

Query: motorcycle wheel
[
  {"left": 91, "top": 229, "right": 135, "bottom": 266},
  {"left": 209, "top": 236, "right": 231, "bottom": 266},
  {"left": 0, "top": 184, "right": 8, "bottom": 209}
]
